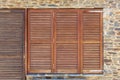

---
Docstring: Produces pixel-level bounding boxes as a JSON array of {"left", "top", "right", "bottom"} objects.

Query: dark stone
[
  {"left": 107, "top": 31, "right": 115, "bottom": 35},
  {"left": 48, "top": 4, "right": 58, "bottom": 7},
  {"left": 46, "top": 76, "right": 52, "bottom": 79},
  {"left": 114, "top": 22, "right": 120, "bottom": 27},
  {"left": 106, "top": 63, "right": 111, "bottom": 65},
  {"left": 68, "top": 77, "right": 86, "bottom": 80},
  {"left": 118, "top": 3, "right": 120, "bottom": 9},
  {"left": 117, "top": 32, "right": 120, "bottom": 35},
  {"left": 114, "top": 40, "right": 120, "bottom": 43},
  {"left": 57, "top": 76, "right": 64, "bottom": 79},
  {"left": 104, "top": 59, "right": 112, "bottom": 62},
  {"left": 113, "top": 72, "right": 118, "bottom": 74},
  {"left": 115, "top": 28, "right": 120, "bottom": 30},
  {"left": 113, "top": 48, "right": 120, "bottom": 51},
  {"left": 40, "top": 4, "right": 46, "bottom": 6},
  {"left": 104, "top": 48, "right": 113, "bottom": 51},
  {"left": 109, "top": 12, "right": 113, "bottom": 16},
  {"left": 112, "top": 78, "right": 118, "bottom": 80},
  {"left": 108, "top": 52, "right": 117, "bottom": 54},
  {"left": 116, "top": 36, "right": 120, "bottom": 39},
  {"left": 67, "top": 76, "right": 86, "bottom": 79},
  {"left": 118, "top": 69, "right": 120, "bottom": 70},
  {"left": 109, "top": 0, "right": 114, "bottom": 3},
  {"left": 33, "top": 77, "right": 42, "bottom": 80}
]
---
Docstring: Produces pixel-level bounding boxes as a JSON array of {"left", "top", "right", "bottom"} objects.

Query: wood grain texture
[
  {"left": 55, "top": 9, "right": 78, "bottom": 73},
  {"left": 28, "top": 9, "right": 53, "bottom": 73},
  {"left": 27, "top": 9, "right": 103, "bottom": 74},
  {"left": 0, "top": 9, "right": 25, "bottom": 80},
  {"left": 81, "top": 9, "right": 103, "bottom": 74}
]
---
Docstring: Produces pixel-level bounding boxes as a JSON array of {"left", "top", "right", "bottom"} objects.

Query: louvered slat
[
  {"left": 28, "top": 10, "right": 53, "bottom": 73},
  {"left": 55, "top": 10, "right": 78, "bottom": 73},
  {"left": 27, "top": 9, "right": 103, "bottom": 74},
  {"left": 0, "top": 9, "right": 24, "bottom": 80},
  {"left": 81, "top": 10, "right": 103, "bottom": 74}
]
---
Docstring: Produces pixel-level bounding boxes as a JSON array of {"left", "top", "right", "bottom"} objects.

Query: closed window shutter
[
  {"left": 81, "top": 9, "right": 103, "bottom": 74},
  {"left": 27, "top": 9, "right": 103, "bottom": 74},
  {"left": 0, "top": 9, "right": 25, "bottom": 80},
  {"left": 55, "top": 10, "right": 79, "bottom": 73},
  {"left": 28, "top": 9, "right": 53, "bottom": 73}
]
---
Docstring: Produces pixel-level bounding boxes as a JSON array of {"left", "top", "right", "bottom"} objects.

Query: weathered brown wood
[
  {"left": 53, "top": 10, "right": 57, "bottom": 72},
  {"left": 100, "top": 11, "right": 103, "bottom": 72},
  {"left": 78, "top": 10, "right": 81, "bottom": 73},
  {"left": 55, "top": 9, "right": 78, "bottom": 73},
  {"left": 27, "top": 9, "right": 31, "bottom": 73},
  {"left": 28, "top": 9, "right": 53, "bottom": 73},
  {"left": 81, "top": 9, "right": 103, "bottom": 74},
  {"left": 27, "top": 9, "right": 103, "bottom": 74},
  {"left": 25, "top": 9, "right": 28, "bottom": 75},
  {"left": 0, "top": 9, "right": 25, "bottom": 80},
  {"left": 80, "top": 9, "right": 83, "bottom": 74}
]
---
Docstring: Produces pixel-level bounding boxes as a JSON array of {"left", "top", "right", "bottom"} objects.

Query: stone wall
[{"left": 0, "top": 0, "right": 120, "bottom": 80}]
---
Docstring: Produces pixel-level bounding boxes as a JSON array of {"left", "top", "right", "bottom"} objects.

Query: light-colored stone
[{"left": 0, "top": 0, "right": 120, "bottom": 80}]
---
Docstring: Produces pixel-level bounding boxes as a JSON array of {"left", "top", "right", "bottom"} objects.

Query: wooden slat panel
[
  {"left": 56, "top": 11, "right": 78, "bottom": 43},
  {"left": 55, "top": 10, "right": 78, "bottom": 73},
  {"left": 27, "top": 9, "right": 103, "bottom": 74},
  {"left": 0, "top": 9, "right": 24, "bottom": 80},
  {"left": 28, "top": 9, "right": 53, "bottom": 73},
  {"left": 81, "top": 10, "right": 103, "bottom": 74}
]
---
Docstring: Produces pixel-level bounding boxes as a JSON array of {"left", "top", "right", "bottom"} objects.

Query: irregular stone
[
  {"left": 107, "top": 31, "right": 115, "bottom": 35},
  {"left": 116, "top": 36, "right": 120, "bottom": 39},
  {"left": 108, "top": 52, "right": 117, "bottom": 54},
  {"left": 117, "top": 3, "right": 120, "bottom": 9},
  {"left": 57, "top": 76, "right": 64, "bottom": 79},
  {"left": 109, "top": 12, "right": 113, "bottom": 16},
  {"left": 114, "top": 22, "right": 120, "bottom": 27},
  {"left": 104, "top": 59, "right": 112, "bottom": 62},
  {"left": 48, "top": 4, "right": 58, "bottom": 7},
  {"left": 1, "top": 0, "right": 120, "bottom": 80},
  {"left": 117, "top": 32, "right": 120, "bottom": 35}
]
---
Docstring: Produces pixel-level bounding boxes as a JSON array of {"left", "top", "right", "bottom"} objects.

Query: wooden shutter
[
  {"left": 27, "top": 9, "right": 103, "bottom": 74},
  {"left": 55, "top": 9, "right": 79, "bottom": 73},
  {"left": 0, "top": 9, "right": 25, "bottom": 80},
  {"left": 81, "top": 9, "right": 103, "bottom": 74},
  {"left": 28, "top": 9, "right": 53, "bottom": 73}
]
